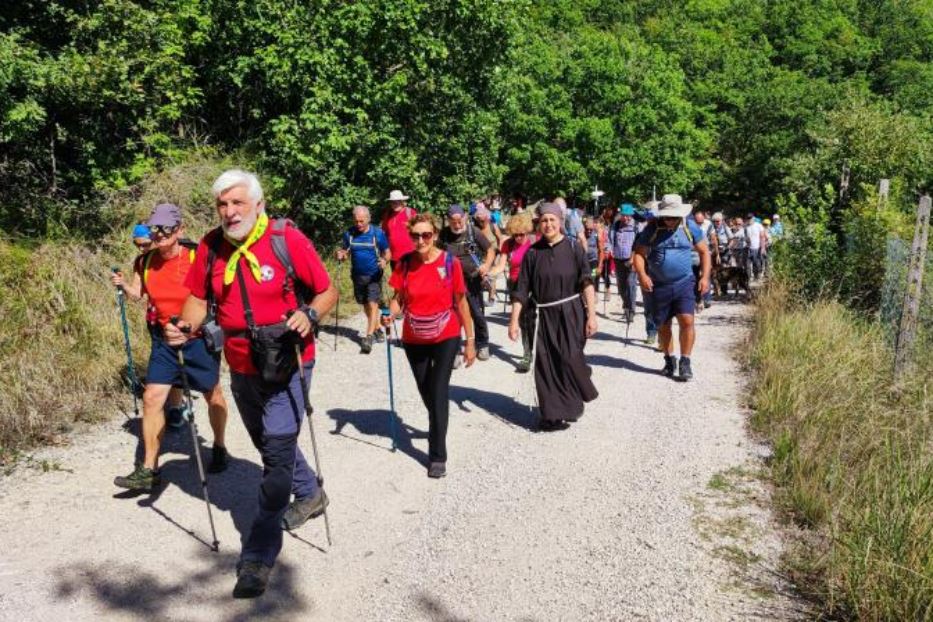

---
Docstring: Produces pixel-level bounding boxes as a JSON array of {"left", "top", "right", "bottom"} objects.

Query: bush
[{"left": 747, "top": 282, "right": 933, "bottom": 620}]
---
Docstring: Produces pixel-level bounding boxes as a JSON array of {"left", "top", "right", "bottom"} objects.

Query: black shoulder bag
[{"left": 235, "top": 265, "right": 299, "bottom": 388}]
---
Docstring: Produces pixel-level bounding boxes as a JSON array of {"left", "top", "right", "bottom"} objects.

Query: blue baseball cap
[
  {"left": 619, "top": 203, "right": 636, "bottom": 216},
  {"left": 132, "top": 224, "right": 150, "bottom": 240}
]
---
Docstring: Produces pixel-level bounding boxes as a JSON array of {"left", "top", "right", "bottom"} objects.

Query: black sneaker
[
  {"left": 678, "top": 357, "right": 694, "bottom": 382},
  {"left": 427, "top": 462, "right": 447, "bottom": 478},
  {"left": 281, "top": 490, "right": 329, "bottom": 530},
  {"left": 360, "top": 334, "right": 373, "bottom": 354},
  {"left": 233, "top": 561, "right": 271, "bottom": 599},
  {"left": 662, "top": 355, "right": 677, "bottom": 378},
  {"left": 207, "top": 445, "right": 228, "bottom": 474},
  {"left": 114, "top": 465, "right": 160, "bottom": 491},
  {"left": 373, "top": 329, "right": 386, "bottom": 343}
]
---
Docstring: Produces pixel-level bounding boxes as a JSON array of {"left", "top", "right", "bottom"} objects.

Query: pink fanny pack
[{"left": 405, "top": 309, "right": 452, "bottom": 340}]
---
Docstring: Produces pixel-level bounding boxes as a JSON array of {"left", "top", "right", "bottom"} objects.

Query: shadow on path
[
  {"left": 449, "top": 384, "right": 537, "bottom": 431},
  {"left": 54, "top": 555, "right": 309, "bottom": 621},
  {"left": 326, "top": 408, "right": 429, "bottom": 467},
  {"left": 586, "top": 353, "right": 663, "bottom": 376}
]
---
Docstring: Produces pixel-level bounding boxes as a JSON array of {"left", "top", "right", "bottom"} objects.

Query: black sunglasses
[
  {"left": 409, "top": 231, "right": 435, "bottom": 242},
  {"left": 150, "top": 224, "right": 179, "bottom": 237}
]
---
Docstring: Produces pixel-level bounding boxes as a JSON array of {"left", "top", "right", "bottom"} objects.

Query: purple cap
[
  {"left": 146, "top": 203, "right": 182, "bottom": 228},
  {"left": 447, "top": 204, "right": 465, "bottom": 218}
]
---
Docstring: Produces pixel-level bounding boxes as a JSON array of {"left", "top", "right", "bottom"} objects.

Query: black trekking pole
[
  {"left": 287, "top": 313, "right": 333, "bottom": 545},
  {"left": 170, "top": 316, "right": 220, "bottom": 552},
  {"left": 380, "top": 307, "right": 399, "bottom": 452},
  {"left": 333, "top": 262, "right": 342, "bottom": 351},
  {"left": 112, "top": 267, "right": 140, "bottom": 418}
]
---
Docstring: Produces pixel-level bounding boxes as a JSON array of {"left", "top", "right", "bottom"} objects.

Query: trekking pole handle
[
  {"left": 169, "top": 315, "right": 191, "bottom": 334},
  {"left": 111, "top": 266, "right": 125, "bottom": 293}
]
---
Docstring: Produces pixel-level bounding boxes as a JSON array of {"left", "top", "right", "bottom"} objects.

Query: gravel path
[{"left": 0, "top": 291, "right": 796, "bottom": 621}]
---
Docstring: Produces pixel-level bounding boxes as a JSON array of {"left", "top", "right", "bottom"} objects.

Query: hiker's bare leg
[
  {"left": 142, "top": 383, "right": 172, "bottom": 469},
  {"left": 659, "top": 320, "right": 675, "bottom": 356},
  {"left": 205, "top": 384, "right": 228, "bottom": 447},
  {"left": 677, "top": 313, "right": 696, "bottom": 357}
]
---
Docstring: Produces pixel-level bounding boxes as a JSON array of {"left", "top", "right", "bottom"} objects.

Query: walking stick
[
  {"left": 333, "top": 262, "right": 341, "bottom": 351},
  {"left": 289, "top": 327, "right": 333, "bottom": 546},
  {"left": 169, "top": 317, "right": 220, "bottom": 552},
  {"left": 112, "top": 267, "right": 140, "bottom": 418},
  {"left": 380, "top": 307, "right": 399, "bottom": 452}
]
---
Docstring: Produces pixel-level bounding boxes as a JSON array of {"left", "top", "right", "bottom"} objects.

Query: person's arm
[
  {"left": 455, "top": 292, "right": 476, "bottom": 367},
  {"left": 633, "top": 245, "right": 653, "bottom": 292},
  {"left": 490, "top": 246, "right": 508, "bottom": 277},
  {"left": 508, "top": 248, "right": 532, "bottom": 341},
  {"left": 477, "top": 234, "right": 495, "bottom": 277},
  {"left": 336, "top": 231, "right": 349, "bottom": 261},
  {"left": 695, "top": 241, "right": 711, "bottom": 294},
  {"left": 165, "top": 294, "right": 208, "bottom": 346}
]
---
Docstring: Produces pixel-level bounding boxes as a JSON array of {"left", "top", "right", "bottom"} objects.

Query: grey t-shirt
[{"left": 439, "top": 223, "right": 491, "bottom": 278}]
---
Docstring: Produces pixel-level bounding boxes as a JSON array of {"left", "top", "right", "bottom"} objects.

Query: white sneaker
[{"left": 453, "top": 354, "right": 463, "bottom": 369}]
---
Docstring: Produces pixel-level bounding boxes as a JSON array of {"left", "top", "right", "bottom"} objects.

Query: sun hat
[
  {"left": 763, "top": 218, "right": 771, "bottom": 225},
  {"left": 773, "top": 214, "right": 780, "bottom": 220},
  {"left": 146, "top": 203, "right": 182, "bottom": 228},
  {"left": 656, "top": 194, "right": 691, "bottom": 219},
  {"left": 387, "top": 189, "right": 409, "bottom": 202}
]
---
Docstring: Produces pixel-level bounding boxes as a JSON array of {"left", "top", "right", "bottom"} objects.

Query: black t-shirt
[{"left": 439, "top": 223, "right": 491, "bottom": 277}]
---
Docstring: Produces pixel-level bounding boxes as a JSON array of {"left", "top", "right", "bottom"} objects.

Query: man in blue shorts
[
  {"left": 337, "top": 205, "right": 391, "bottom": 353},
  {"left": 633, "top": 194, "right": 711, "bottom": 381}
]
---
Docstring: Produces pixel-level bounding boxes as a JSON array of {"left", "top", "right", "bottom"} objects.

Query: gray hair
[
  {"left": 211, "top": 169, "right": 264, "bottom": 204},
  {"left": 352, "top": 205, "right": 371, "bottom": 218}
]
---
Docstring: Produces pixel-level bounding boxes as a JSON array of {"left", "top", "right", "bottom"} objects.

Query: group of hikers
[{"left": 111, "top": 169, "right": 777, "bottom": 598}]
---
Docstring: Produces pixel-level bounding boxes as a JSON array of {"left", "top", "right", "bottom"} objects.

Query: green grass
[{"left": 746, "top": 281, "right": 933, "bottom": 620}]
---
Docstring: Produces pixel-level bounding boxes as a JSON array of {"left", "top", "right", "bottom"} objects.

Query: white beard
[{"left": 223, "top": 211, "right": 258, "bottom": 241}]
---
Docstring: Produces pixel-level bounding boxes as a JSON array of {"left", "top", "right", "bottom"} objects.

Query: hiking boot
[
  {"left": 373, "top": 329, "right": 386, "bottom": 343},
  {"left": 703, "top": 300, "right": 711, "bottom": 309},
  {"left": 207, "top": 445, "right": 228, "bottom": 474},
  {"left": 114, "top": 464, "right": 160, "bottom": 491},
  {"left": 360, "top": 334, "right": 373, "bottom": 354},
  {"left": 645, "top": 333, "right": 657, "bottom": 345},
  {"left": 281, "top": 490, "right": 329, "bottom": 530},
  {"left": 516, "top": 353, "right": 531, "bottom": 373},
  {"left": 678, "top": 357, "right": 694, "bottom": 382},
  {"left": 662, "top": 355, "right": 677, "bottom": 378},
  {"left": 166, "top": 404, "right": 187, "bottom": 429},
  {"left": 233, "top": 561, "right": 271, "bottom": 599},
  {"left": 476, "top": 346, "right": 490, "bottom": 361},
  {"left": 427, "top": 462, "right": 447, "bottom": 478}
]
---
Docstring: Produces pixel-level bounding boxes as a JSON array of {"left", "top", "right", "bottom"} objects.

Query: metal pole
[
  {"left": 170, "top": 317, "right": 219, "bottom": 552},
  {"left": 381, "top": 308, "right": 399, "bottom": 451},
  {"left": 112, "top": 267, "right": 140, "bottom": 418},
  {"left": 294, "top": 343, "right": 333, "bottom": 545}
]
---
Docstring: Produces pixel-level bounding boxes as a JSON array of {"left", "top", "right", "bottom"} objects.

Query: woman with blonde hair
[
  {"left": 491, "top": 211, "right": 536, "bottom": 371},
  {"left": 382, "top": 214, "right": 476, "bottom": 478}
]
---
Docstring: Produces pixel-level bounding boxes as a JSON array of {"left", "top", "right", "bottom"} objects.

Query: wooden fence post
[{"left": 895, "top": 195, "right": 931, "bottom": 379}]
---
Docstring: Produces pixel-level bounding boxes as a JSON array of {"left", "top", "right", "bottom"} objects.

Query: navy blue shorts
[
  {"left": 147, "top": 334, "right": 221, "bottom": 394},
  {"left": 352, "top": 272, "right": 383, "bottom": 304},
  {"left": 650, "top": 277, "right": 696, "bottom": 327}
]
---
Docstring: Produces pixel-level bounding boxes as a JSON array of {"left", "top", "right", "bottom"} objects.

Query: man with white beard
[{"left": 166, "top": 169, "right": 338, "bottom": 598}]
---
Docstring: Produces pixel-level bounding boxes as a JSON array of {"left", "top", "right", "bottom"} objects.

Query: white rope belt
[{"left": 526, "top": 293, "right": 582, "bottom": 415}]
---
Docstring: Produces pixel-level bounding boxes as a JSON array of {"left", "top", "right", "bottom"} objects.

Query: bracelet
[{"left": 465, "top": 337, "right": 475, "bottom": 341}]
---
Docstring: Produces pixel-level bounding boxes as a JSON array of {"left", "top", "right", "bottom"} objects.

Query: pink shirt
[
  {"left": 382, "top": 207, "right": 417, "bottom": 260},
  {"left": 501, "top": 235, "right": 534, "bottom": 282}
]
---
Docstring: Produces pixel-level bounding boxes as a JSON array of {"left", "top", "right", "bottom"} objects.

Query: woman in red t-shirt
[
  {"left": 490, "top": 213, "right": 535, "bottom": 371},
  {"left": 382, "top": 214, "right": 476, "bottom": 479}
]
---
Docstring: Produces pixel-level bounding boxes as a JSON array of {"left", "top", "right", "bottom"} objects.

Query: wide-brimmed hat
[
  {"left": 387, "top": 189, "right": 409, "bottom": 202},
  {"left": 146, "top": 203, "right": 182, "bottom": 228},
  {"left": 656, "top": 194, "right": 691, "bottom": 219}
]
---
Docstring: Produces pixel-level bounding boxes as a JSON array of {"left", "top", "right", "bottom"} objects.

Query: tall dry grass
[{"left": 747, "top": 282, "right": 933, "bottom": 620}]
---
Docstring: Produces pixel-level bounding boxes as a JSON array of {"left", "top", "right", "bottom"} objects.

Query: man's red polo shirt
[
  {"left": 382, "top": 206, "right": 417, "bottom": 260},
  {"left": 185, "top": 224, "right": 331, "bottom": 374}
]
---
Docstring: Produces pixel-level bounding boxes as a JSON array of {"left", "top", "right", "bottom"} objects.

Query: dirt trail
[{"left": 0, "top": 294, "right": 796, "bottom": 621}]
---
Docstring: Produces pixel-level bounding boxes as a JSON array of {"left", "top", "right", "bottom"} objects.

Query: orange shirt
[{"left": 138, "top": 250, "right": 193, "bottom": 327}]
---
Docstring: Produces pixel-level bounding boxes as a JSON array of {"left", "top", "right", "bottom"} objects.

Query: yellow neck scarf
[{"left": 224, "top": 212, "right": 269, "bottom": 285}]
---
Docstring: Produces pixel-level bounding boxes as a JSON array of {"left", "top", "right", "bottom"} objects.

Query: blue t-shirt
[
  {"left": 635, "top": 221, "right": 703, "bottom": 285},
  {"left": 342, "top": 225, "right": 389, "bottom": 277}
]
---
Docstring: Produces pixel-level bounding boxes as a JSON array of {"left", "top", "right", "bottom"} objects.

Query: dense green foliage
[{"left": 2, "top": 0, "right": 930, "bottom": 240}]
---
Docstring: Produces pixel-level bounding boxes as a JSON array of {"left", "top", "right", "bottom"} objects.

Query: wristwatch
[{"left": 303, "top": 306, "right": 320, "bottom": 326}]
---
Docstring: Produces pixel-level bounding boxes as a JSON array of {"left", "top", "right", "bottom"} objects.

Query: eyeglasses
[
  {"left": 513, "top": 232, "right": 526, "bottom": 237},
  {"left": 150, "top": 225, "right": 179, "bottom": 237},
  {"left": 409, "top": 231, "right": 435, "bottom": 242}
]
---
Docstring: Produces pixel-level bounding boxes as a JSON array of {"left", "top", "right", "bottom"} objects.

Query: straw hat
[{"left": 387, "top": 189, "right": 409, "bottom": 202}]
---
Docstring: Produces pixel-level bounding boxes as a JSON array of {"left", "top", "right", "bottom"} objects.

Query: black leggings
[{"left": 403, "top": 336, "right": 461, "bottom": 463}]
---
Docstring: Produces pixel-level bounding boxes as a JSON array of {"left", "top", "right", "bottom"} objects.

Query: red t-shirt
[
  {"left": 185, "top": 225, "right": 331, "bottom": 374},
  {"left": 388, "top": 252, "right": 466, "bottom": 344},
  {"left": 382, "top": 207, "right": 416, "bottom": 260},
  {"left": 135, "top": 249, "right": 194, "bottom": 327},
  {"left": 500, "top": 236, "right": 534, "bottom": 282}
]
